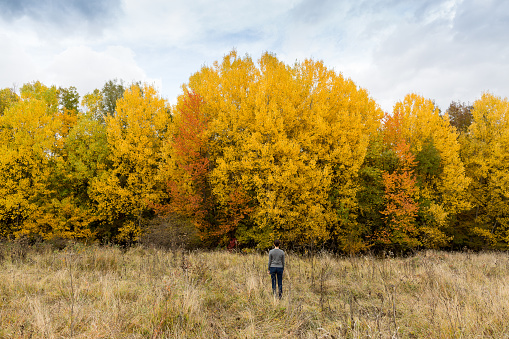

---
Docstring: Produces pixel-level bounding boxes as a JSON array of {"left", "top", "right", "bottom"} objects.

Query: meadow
[{"left": 1, "top": 242, "right": 508, "bottom": 338}]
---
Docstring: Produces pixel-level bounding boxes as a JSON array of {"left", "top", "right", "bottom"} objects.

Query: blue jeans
[{"left": 269, "top": 267, "right": 284, "bottom": 298}]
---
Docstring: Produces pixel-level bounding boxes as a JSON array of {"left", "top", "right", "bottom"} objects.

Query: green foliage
[
  {"left": 357, "top": 133, "right": 399, "bottom": 249},
  {"left": 0, "top": 87, "right": 18, "bottom": 115},
  {"left": 58, "top": 86, "right": 80, "bottom": 112},
  {"left": 101, "top": 79, "right": 125, "bottom": 116},
  {"left": 415, "top": 137, "right": 442, "bottom": 185}
]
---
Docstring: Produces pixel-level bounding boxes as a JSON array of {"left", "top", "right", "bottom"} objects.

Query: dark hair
[{"left": 274, "top": 239, "right": 280, "bottom": 247}]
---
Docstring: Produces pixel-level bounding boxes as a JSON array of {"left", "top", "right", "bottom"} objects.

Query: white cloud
[
  {"left": 0, "top": 33, "right": 40, "bottom": 89},
  {"left": 46, "top": 45, "right": 161, "bottom": 94},
  {"left": 0, "top": 0, "right": 508, "bottom": 112}
]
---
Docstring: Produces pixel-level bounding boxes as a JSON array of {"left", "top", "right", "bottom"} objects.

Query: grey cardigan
[{"left": 268, "top": 248, "right": 285, "bottom": 270}]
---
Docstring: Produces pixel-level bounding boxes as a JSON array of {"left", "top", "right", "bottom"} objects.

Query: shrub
[{"left": 140, "top": 215, "right": 200, "bottom": 250}]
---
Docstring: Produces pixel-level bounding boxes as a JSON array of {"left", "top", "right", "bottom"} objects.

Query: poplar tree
[
  {"left": 183, "top": 51, "right": 383, "bottom": 249},
  {"left": 0, "top": 82, "right": 63, "bottom": 237},
  {"left": 462, "top": 93, "right": 509, "bottom": 248},
  {"left": 89, "top": 84, "right": 170, "bottom": 241},
  {"left": 383, "top": 94, "right": 469, "bottom": 248}
]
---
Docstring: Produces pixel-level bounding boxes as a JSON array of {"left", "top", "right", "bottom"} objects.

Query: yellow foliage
[
  {"left": 0, "top": 87, "right": 18, "bottom": 114},
  {"left": 81, "top": 89, "right": 104, "bottom": 121},
  {"left": 16, "top": 198, "right": 96, "bottom": 240},
  {"left": 90, "top": 84, "right": 171, "bottom": 241},
  {"left": 427, "top": 202, "right": 448, "bottom": 228},
  {"left": 463, "top": 93, "right": 509, "bottom": 247},
  {"left": 472, "top": 227, "right": 497, "bottom": 247},
  {"left": 0, "top": 86, "right": 63, "bottom": 237},
  {"left": 184, "top": 51, "right": 383, "bottom": 248},
  {"left": 116, "top": 220, "right": 144, "bottom": 242},
  {"left": 393, "top": 94, "right": 470, "bottom": 216},
  {"left": 419, "top": 226, "right": 452, "bottom": 249}
]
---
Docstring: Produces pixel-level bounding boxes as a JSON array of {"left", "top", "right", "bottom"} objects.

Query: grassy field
[{"left": 1, "top": 242, "right": 508, "bottom": 338}]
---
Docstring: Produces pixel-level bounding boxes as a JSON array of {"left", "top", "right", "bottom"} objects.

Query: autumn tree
[
  {"left": 82, "top": 79, "right": 135, "bottom": 123},
  {"left": 357, "top": 130, "right": 399, "bottom": 249},
  {"left": 0, "top": 81, "right": 105, "bottom": 239},
  {"left": 157, "top": 91, "right": 211, "bottom": 244},
  {"left": 0, "top": 82, "right": 67, "bottom": 238},
  {"left": 380, "top": 141, "right": 420, "bottom": 248},
  {"left": 49, "top": 108, "right": 110, "bottom": 240},
  {"left": 376, "top": 110, "right": 420, "bottom": 249},
  {"left": 447, "top": 100, "right": 473, "bottom": 133},
  {"left": 184, "top": 51, "right": 383, "bottom": 250},
  {"left": 156, "top": 90, "right": 254, "bottom": 246},
  {"left": 461, "top": 93, "right": 509, "bottom": 248},
  {"left": 82, "top": 89, "right": 104, "bottom": 121},
  {"left": 89, "top": 84, "right": 170, "bottom": 242},
  {"left": 0, "top": 87, "right": 18, "bottom": 115},
  {"left": 101, "top": 79, "right": 125, "bottom": 116},
  {"left": 384, "top": 94, "right": 469, "bottom": 248},
  {"left": 156, "top": 91, "right": 211, "bottom": 231},
  {"left": 53, "top": 86, "right": 80, "bottom": 146}
]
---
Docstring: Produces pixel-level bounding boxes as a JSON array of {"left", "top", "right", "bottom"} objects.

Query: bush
[{"left": 140, "top": 215, "right": 200, "bottom": 250}]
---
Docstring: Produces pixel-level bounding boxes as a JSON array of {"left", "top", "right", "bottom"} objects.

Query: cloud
[
  {"left": 46, "top": 45, "right": 161, "bottom": 95},
  {"left": 0, "top": 0, "right": 121, "bottom": 23},
  {"left": 0, "top": 0, "right": 122, "bottom": 41},
  {"left": 0, "top": 0, "right": 508, "bottom": 113},
  {"left": 123, "top": 0, "right": 509, "bottom": 112},
  {"left": 453, "top": 0, "right": 509, "bottom": 42},
  {"left": 116, "top": 0, "right": 293, "bottom": 49},
  {"left": 0, "top": 33, "right": 39, "bottom": 89},
  {"left": 304, "top": 0, "right": 509, "bottom": 111},
  {"left": 0, "top": 34, "right": 160, "bottom": 97}
]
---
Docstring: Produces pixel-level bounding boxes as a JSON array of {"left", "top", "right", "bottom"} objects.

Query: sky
[{"left": 0, "top": 0, "right": 508, "bottom": 112}]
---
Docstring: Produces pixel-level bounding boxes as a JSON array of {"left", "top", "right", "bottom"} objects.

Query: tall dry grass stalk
[{"left": 0, "top": 243, "right": 508, "bottom": 338}]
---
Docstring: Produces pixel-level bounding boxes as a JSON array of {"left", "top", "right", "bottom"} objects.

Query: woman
[{"left": 267, "top": 239, "right": 285, "bottom": 299}]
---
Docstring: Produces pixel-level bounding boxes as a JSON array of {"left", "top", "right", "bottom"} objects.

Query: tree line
[{"left": 1, "top": 51, "right": 508, "bottom": 252}]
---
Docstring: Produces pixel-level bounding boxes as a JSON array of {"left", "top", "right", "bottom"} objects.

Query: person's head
[{"left": 274, "top": 239, "right": 280, "bottom": 248}]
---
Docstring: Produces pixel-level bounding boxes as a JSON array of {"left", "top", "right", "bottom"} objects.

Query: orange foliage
[
  {"left": 157, "top": 91, "right": 255, "bottom": 243},
  {"left": 378, "top": 111, "right": 420, "bottom": 248},
  {"left": 383, "top": 109, "right": 405, "bottom": 147},
  {"left": 156, "top": 91, "right": 212, "bottom": 231},
  {"left": 217, "top": 186, "right": 254, "bottom": 237}
]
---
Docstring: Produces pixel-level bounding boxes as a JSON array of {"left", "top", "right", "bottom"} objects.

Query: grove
[{"left": 1, "top": 51, "right": 508, "bottom": 252}]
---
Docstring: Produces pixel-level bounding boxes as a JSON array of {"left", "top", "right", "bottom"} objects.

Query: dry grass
[{"left": 1, "top": 243, "right": 509, "bottom": 338}]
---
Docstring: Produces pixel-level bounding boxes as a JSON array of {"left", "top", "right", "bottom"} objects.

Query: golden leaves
[
  {"left": 91, "top": 84, "right": 171, "bottom": 241},
  {"left": 184, "top": 51, "right": 382, "bottom": 248},
  {"left": 0, "top": 57, "right": 507, "bottom": 251},
  {"left": 462, "top": 93, "right": 509, "bottom": 248}
]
